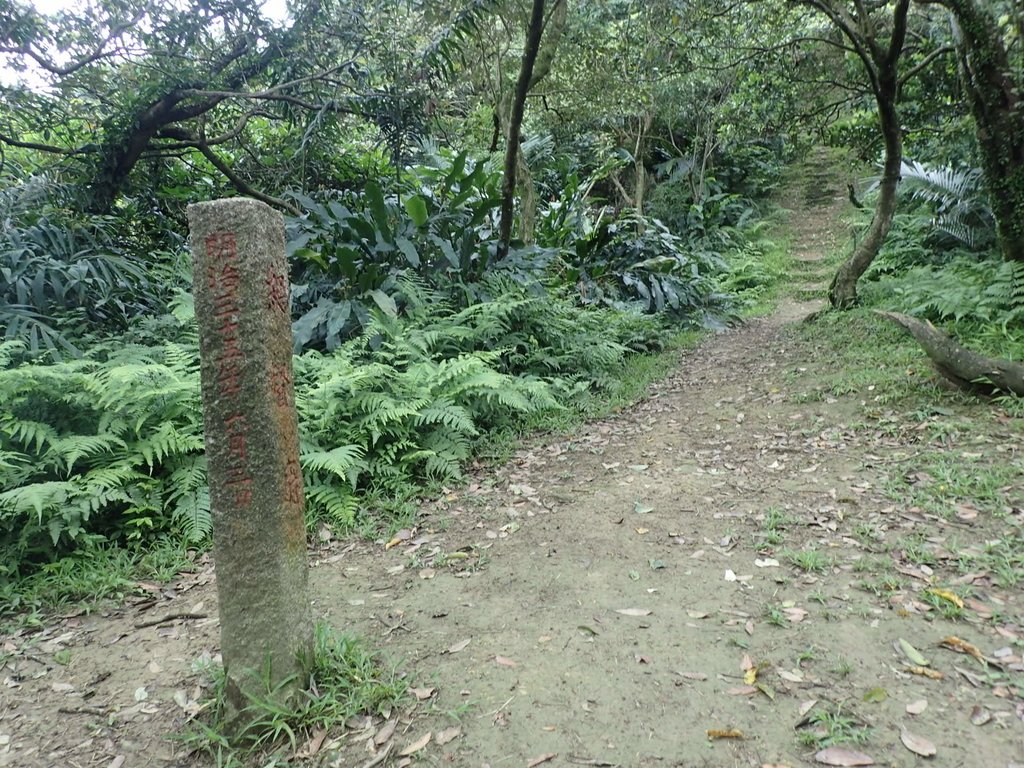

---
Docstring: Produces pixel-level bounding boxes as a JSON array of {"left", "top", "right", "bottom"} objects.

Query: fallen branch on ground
[{"left": 874, "top": 311, "right": 1024, "bottom": 397}]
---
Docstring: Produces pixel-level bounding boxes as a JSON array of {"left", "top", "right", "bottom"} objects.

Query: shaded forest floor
[{"left": 3, "top": 156, "right": 1023, "bottom": 768}]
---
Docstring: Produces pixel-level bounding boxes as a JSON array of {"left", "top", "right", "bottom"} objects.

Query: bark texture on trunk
[
  {"left": 829, "top": 100, "right": 903, "bottom": 307},
  {"left": 876, "top": 311, "right": 1024, "bottom": 396},
  {"left": 917, "top": 0, "right": 1024, "bottom": 262},
  {"left": 815, "top": 0, "right": 911, "bottom": 308}
]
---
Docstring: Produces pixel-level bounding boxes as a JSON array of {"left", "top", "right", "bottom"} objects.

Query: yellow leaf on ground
[
  {"left": 707, "top": 728, "right": 744, "bottom": 740},
  {"left": 926, "top": 588, "right": 964, "bottom": 608}
]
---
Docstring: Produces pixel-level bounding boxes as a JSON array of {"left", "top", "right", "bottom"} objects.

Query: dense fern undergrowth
[{"left": 1, "top": 140, "right": 794, "bottom": 612}]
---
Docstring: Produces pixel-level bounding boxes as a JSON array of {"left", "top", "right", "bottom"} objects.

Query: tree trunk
[
  {"left": 818, "top": 0, "right": 910, "bottom": 308},
  {"left": 829, "top": 99, "right": 903, "bottom": 307},
  {"left": 496, "top": 0, "right": 565, "bottom": 256},
  {"left": 875, "top": 311, "right": 1024, "bottom": 396},
  {"left": 497, "top": 0, "right": 547, "bottom": 260},
  {"left": 917, "top": 0, "right": 1024, "bottom": 262}
]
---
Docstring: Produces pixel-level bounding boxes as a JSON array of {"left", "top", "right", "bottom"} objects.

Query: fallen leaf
[
  {"left": 905, "top": 699, "right": 928, "bottom": 715},
  {"left": 687, "top": 610, "right": 709, "bottom": 619},
  {"left": 444, "top": 638, "right": 471, "bottom": 654},
  {"left": 577, "top": 625, "right": 599, "bottom": 636},
  {"left": 969, "top": 705, "right": 991, "bottom": 726},
  {"left": 409, "top": 687, "right": 435, "bottom": 700},
  {"left": 799, "top": 699, "right": 818, "bottom": 718},
  {"left": 615, "top": 608, "right": 652, "bottom": 617},
  {"left": 779, "top": 669, "right": 804, "bottom": 683},
  {"left": 108, "top": 757, "right": 126, "bottom": 768},
  {"left": 634, "top": 653, "right": 651, "bottom": 664},
  {"left": 755, "top": 558, "right": 780, "bottom": 568},
  {"left": 862, "top": 687, "right": 887, "bottom": 703},
  {"left": 813, "top": 746, "right": 875, "bottom": 765},
  {"left": 436, "top": 726, "right": 461, "bottom": 745},
  {"left": 634, "top": 527, "right": 649, "bottom": 535},
  {"left": 133, "top": 686, "right": 148, "bottom": 701},
  {"left": 926, "top": 588, "right": 964, "bottom": 609},
  {"left": 908, "top": 666, "right": 943, "bottom": 680},
  {"left": 51, "top": 682, "right": 75, "bottom": 693},
  {"left": 724, "top": 570, "right": 738, "bottom": 582},
  {"left": 527, "top": 754, "right": 557, "bottom": 767},
  {"left": 634, "top": 502, "right": 654, "bottom": 514},
  {"left": 419, "top": 568, "right": 436, "bottom": 580},
  {"left": 374, "top": 719, "right": 397, "bottom": 746},
  {"left": 676, "top": 671, "right": 708, "bottom": 681},
  {"left": 495, "top": 655, "right": 518, "bottom": 668},
  {"left": 398, "top": 732, "right": 431, "bottom": 756},
  {"left": 900, "top": 728, "right": 936, "bottom": 757},
  {"left": 385, "top": 529, "right": 414, "bottom": 550},
  {"left": 898, "top": 638, "right": 929, "bottom": 666},
  {"left": 706, "top": 728, "right": 744, "bottom": 740},
  {"left": 784, "top": 607, "right": 808, "bottom": 623},
  {"left": 726, "top": 685, "right": 757, "bottom": 696},
  {"left": 744, "top": 668, "right": 757, "bottom": 685},
  {"left": 649, "top": 558, "right": 666, "bottom": 570},
  {"left": 939, "top": 636, "right": 985, "bottom": 663}
]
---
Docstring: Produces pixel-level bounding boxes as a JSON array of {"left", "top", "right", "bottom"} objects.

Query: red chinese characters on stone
[
  {"left": 205, "top": 231, "right": 253, "bottom": 508},
  {"left": 266, "top": 271, "right": 289, "bottom": 315}
]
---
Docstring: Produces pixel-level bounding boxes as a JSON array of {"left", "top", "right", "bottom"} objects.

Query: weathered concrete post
[{"left": 188, "top": 198, "right": 312, "bottom": 724}]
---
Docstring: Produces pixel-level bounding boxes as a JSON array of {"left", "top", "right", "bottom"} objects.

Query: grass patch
[
  {"left": 797, "top": 703, "right": 872, "bottom": 749},
  {"left": 0, "top": 537, "right": 195, "bottom": 628},
  {"left": 181, "top": 622, "right": 404, "bottom": 766}
]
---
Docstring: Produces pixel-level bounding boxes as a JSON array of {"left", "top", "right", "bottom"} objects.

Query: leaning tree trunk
[
  {"left": 917, "top": 0, "right": 1024, "bottom": 262},
  {"left": 829, "top": 98, "right": 903, "bottom": 308},
  {"left": 876, "top": 311, "right": 1024, "bottom": 396},
  {"left": 497, "top": 0, "right": 546, "bottom": 260}
]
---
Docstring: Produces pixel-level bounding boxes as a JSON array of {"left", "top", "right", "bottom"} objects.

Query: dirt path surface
[{"left": 3, "top": 162, "right": 1022, "bottom": 768}]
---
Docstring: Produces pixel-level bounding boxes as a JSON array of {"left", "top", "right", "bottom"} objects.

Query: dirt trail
[{"left": 3, "top": 160, "right": 1023, "bottom": 768}]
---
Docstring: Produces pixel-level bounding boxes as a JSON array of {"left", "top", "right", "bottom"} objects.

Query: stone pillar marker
[{"left": 188, "top": 198, "right": 312, "bottom": 724}]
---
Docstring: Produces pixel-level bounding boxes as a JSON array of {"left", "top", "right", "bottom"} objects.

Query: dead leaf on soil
[
  {"left": 293, "top": 727, "right": 328, "bottom": 758},
  {"left": 939, "top": 636, "right": 985, "bottom": 663},
  {"left": 969, "top": 705, "right": 991, "bottom": 726},
  {"left": 784, "top": 607, "right": 808, "bottom": 623},
  {"left": 634, "top": 527, "right": 649, "bottom": 535},
  {"left": 444, "top": 638, "right": 471, "bottom": 654},
  {"left": 900, "top": 728, "right": 937, "bottom": 757},
  {"left": 398, "top": 732, "right": 431, "bottom": 756},
  {"left": 706, "top": 728, "right": 743, "bottom": 740},
  {"left": 108, "top": 757, "right": 126, "bottom": 768},
  {"left": 926, "top": 589, "right": 964, "bottom": 609},
  {"left": 726, "top": 685, "right": 757, "bottom": 696},
  {"left": 687, "top": 610, "right": 709, "bottom": 619},
  {"left": 813, "top": 746, "right": 875, "bottom": 766},
  {"left": 755, "top": 558, "right": 780, "bottom": 568},
  {"left": 409, "top": 686, "right": 435, "bottom": 700},
  {"left": 374, "top": 719, "right": 397, "bottom": 746},
  {"left": 799, "top": 699, "right": 818, "bottom": 718},
  {"left": 908, "top": 666, "right": 943, "bottom": 680},
  {"left": 615, "top": 608, "right": 652, "bottom": 617},
  {"left": 676, "top": 671, "right": 708, "bottom": 681},
  {"left": 862, "top": 687, "right": 887, "bottom": 703},
  {"left": 436, "top": 726, "right": 461, "bottom": 745},
  {"left": 385, "top": 529, "right": 414, "bottom": 550},
  {"left": 906, "top": 699, "right": 928, "bottom": 715},
  {"left": 527, "top": 753, "right": 557, "bottom": 767},
  {"left": 495, "top": 655, "right": 518, "bottom": 668}
]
